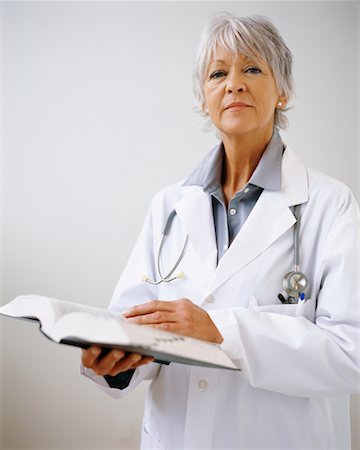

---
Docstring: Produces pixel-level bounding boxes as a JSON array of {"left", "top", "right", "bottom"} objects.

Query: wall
[{"left": 1, "top": 1, "right": 359, "bottom": 449}]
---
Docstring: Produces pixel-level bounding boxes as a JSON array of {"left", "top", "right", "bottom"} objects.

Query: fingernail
[
  {"left": 91, "top": 347, "right": 100, "bottom": 355},
  {"left": 113, "top": 350, "right": 123, "bottom": 359}
]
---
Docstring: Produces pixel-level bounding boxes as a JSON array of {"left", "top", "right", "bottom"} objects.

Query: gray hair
[{"left": 193, "top": 13, "right": 294, "bottom": 129}]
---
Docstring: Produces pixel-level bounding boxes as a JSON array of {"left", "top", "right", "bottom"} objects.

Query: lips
[{"left": 224, "top": 101, "right": 251, "bottom": 111}]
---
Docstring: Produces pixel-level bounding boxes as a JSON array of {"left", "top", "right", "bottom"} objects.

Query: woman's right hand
[{"left": 81, "top": 345, "right": 154, "bottom": 376}]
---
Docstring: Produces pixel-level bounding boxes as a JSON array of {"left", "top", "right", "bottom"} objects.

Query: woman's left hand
[{"left": 123, "top": 299, "right": 223, "bottom": 344}]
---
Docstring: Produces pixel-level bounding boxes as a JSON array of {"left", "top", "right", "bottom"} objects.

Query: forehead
[{"left": 209, "top": 45, "right": 263, "bottom": 65}]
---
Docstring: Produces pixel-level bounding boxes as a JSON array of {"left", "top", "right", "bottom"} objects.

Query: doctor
[{"left": 81, "top": 13, "right": 359, "bottom": 449}]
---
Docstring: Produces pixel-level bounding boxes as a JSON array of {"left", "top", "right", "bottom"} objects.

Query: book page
[
  {"left": 0, "top": 295, "right": 125, "bottom": 339},
  {"left": 49, "top": 298, "right": 124, "bottom": 323},
  {"left": 52, "top": 310, "right": 174, "bottom": 347},
  {"left": 52, "top": 310, "right": 129, "bottom": 344},
  {"left": 0, "top": 296, "right": 57, "bottom": 335}
]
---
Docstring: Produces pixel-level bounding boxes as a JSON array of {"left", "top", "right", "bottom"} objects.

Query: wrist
[{"left": 213, "top": 328, "right": 224, "bottom": 344}]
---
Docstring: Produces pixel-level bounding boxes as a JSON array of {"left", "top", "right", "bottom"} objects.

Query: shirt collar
[{"left": 182, "top": 129, "right": 284, "bottom": 194}]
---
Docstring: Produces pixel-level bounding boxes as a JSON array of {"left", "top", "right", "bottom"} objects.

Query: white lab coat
[{"left": 82, "top": 148, "right": 359, "bottom": 449}]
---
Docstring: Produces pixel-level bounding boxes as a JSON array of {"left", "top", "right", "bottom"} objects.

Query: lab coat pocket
[
  {"left": 141, "top": 422, "right": 165, "bottom": 450},
  {"left": 249, "top": 294, "right": 303, "bottom": 317}
]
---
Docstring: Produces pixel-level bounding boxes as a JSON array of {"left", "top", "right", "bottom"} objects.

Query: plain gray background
[{"left": 1, "top": 1, "right": 359, "bottom": 449}]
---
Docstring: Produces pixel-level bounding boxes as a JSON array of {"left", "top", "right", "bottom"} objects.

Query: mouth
[{"left": 224, "top": 102, "right": 251, "bottom": 111}]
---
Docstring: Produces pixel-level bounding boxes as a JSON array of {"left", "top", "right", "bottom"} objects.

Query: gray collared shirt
[{"left": 183, "top": 130, "right": 284, "bottom": 261}]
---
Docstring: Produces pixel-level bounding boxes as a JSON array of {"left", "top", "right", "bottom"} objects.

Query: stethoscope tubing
[
  {"left": 144, "top": 205, "right": 308, "bottom": 302},
  {"left": 293, "top": 204, "right": 301, "bottom": 270},
  {"left": 156, "top": 233, "right": 189, "bottom": 282}
]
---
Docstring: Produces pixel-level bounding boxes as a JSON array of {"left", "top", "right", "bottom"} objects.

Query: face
[{"left": 203, "top": 46, "right": 285, "bottom": 139}]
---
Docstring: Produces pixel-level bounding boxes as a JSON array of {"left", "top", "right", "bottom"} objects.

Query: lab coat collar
[
  {"left": 280, "top": 147, "right": 309, "bottom": 207},
  {"left": 175, "top": 148, "right": 308, "bottom": 291}
]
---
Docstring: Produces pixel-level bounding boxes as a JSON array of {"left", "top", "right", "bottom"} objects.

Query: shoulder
[
  {"left": 306, "top": 167, "right": 357, "bottom": 215},
  {"left": 301, "top": 166, "right": 359, "bottom": 242},
  {"left": 284, "top": 147, "right": 358, "bottom": 229},
  {"left": 285, "top": 147, "right": 356, "bottom": 210},
  {"left": 307, "top": 167, "right": 350, "bottom": 194}
]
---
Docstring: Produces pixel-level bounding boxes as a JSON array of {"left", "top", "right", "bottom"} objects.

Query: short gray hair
[{"left": 193, "top": 13, "right": 294, "bottom": 129}]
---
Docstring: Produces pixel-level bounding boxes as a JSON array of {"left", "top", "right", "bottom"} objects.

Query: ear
[{"left": 200, "top": 102, "right": 209, "bottom": 114}]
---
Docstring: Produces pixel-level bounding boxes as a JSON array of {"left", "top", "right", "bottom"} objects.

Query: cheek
[
  {"left": 252, "top": 80, "right": 278, "bottom": 103},
  {"left": 204, "top": 85, "right": 222, "bottom": 108},
  {"left": 254, "top": 92, "right": 278, "bottom": 116}
]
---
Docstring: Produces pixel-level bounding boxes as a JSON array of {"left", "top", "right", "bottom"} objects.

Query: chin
[
  {"left": 219, "top": 122, "right": 255, "bottom": 137},
  {"left": 220, "top": 118, "right": 274, "bottom": 139}
]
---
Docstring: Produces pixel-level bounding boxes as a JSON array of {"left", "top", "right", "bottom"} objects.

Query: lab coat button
[
  {"left": 229, "top": 208, "right": 237, "bottom": 216},
  {"left": 198, "top": 379, "right": 208, "bottom": 391},
  {"left": 205, "top": 295, "right": 214, "bottom": 303}
]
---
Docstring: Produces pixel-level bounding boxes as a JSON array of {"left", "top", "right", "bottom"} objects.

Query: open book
[{"left": 0, "top": 295, "right": 240, "bottom": 371}]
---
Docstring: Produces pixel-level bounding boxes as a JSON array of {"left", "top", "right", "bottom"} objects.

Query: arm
[{"left": 208, "top": 190, "right": 359, "bottom": 398}]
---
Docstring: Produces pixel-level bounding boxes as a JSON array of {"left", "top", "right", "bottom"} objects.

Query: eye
[
  {"left": 245, "top": 67, "right": 262, "bottom": 74},
  {"left": 209, "top": 70, "right": 227, "bottom": 79}
]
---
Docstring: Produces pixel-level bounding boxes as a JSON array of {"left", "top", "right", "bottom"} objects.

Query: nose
[{"left": 226, "top": 72, "right": 246, "bottom": 93}]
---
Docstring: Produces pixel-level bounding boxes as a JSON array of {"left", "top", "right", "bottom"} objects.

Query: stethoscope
[
  {"left": 142, "top": 205, "right": 308, "bottom": 304},
  {"left": 279, "top": 204, "right": 308, "bottom": 303},
  {"left": 142, "top": 210, "right": 189, "bottom": 285}
]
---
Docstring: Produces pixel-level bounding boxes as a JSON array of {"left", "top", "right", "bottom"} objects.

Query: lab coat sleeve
[
  {"left": 80, "top": 363, "right": 159, "bottom": 399},
  {"left": 208, "top": 189, "right": 360, "bottom": 399},
  {"left": 80, "top": 199, "right": 162, "bottom": 397}
]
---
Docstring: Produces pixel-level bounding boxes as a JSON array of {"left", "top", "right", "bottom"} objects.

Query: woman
[{"left": 81, "top": 13, "right": 359, "bottom": 449}]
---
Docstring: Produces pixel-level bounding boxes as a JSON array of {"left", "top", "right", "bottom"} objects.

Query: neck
[{"left": 221, "top": 127, "right": 273, "bottom": 203}]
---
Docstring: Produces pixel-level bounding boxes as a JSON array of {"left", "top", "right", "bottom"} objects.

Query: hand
[
  {"left": 123, "top": 298, "right": 223, "bottom": 344},
  {"left": 81, "top": 346, "right": 154, "bottom": 377}
]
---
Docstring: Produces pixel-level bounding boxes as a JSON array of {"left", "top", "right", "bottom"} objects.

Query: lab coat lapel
[
  {"left": 205, "top": 148, "right": 309, "bottom": 295},
  {"left": 175, "top": 186, "right": 218, "bottom": 277}
]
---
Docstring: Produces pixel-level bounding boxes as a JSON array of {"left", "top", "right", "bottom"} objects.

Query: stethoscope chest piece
[{"left": 282, "top": 271, "right": 308, "bottom": 300}]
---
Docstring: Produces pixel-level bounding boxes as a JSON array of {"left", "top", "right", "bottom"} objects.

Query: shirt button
[
  {"left": 198, "top": 379, "right": 208, "bottom": 391},
  {"left": 244, "top": 187, "right": 250, "bottom": 194},
  {"left": 205, "top": 295, "right": 215, "bottom": 303},
  {"left": 229, "top": 208, "right": 237, "bottom": 216}
]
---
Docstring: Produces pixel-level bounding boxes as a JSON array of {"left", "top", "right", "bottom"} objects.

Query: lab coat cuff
[
  {"left": 80, "top": 363, "right": 160, "bottom": 399},
  {"left": 80, "top": 364, "right": 126, "bottom": 398}
]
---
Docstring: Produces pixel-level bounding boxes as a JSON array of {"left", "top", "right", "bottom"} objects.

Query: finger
[
  {"left": 108, "top": 353, "right": 143, "bottom": 375},
  {"left": 133, "top": 356, "right": 155, "bottom": 367},
  {"left": 81, "top": 345, "right": 102, "bottom": 367},
  {"left": 126, "top": 310, "right": 176, "bottom": 325},
  {"left": 124, "top": 355, "right": 155, "bottom": 371},
  {"left": 94, "top": 349, "right": 126, "bottom": 375},
  {"left": 123, "top": 300, "right": 174, "bottom": 318}
]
